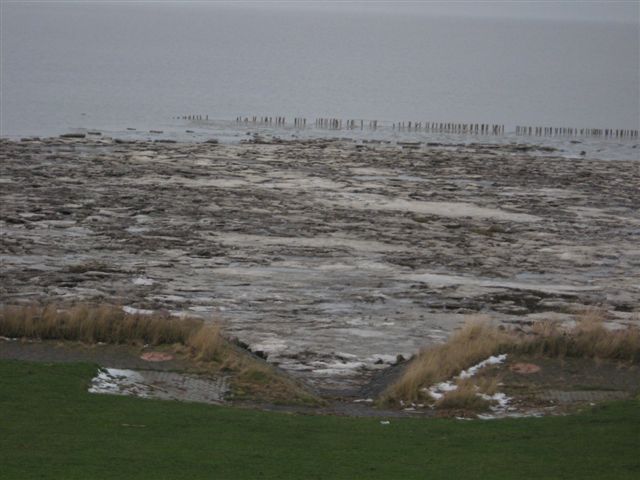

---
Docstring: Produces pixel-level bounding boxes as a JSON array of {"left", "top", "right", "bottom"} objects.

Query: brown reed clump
[
  {"left": 382, "top": 311, "right": 640, "bottom": 406},
  {"left": 381, "top": 317, "right": 511, "bottom": 404},
  {"left": 517, "top": 310, "right": 640, "bottom": 362},
  {"left": 186, "top": 323, "right": 224, "bottom": 362},
  {"left": 434, "top": 380, "right": 492, "bottom": 413},
  {"left": 0, "top": 303, "right": 204, "bottom": 346}
]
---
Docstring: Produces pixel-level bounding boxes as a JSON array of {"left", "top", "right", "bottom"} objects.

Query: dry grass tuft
[
  {"left": 519, "top": 310, "right": 640, "bottom": 362},
  {"left": 434, "top": 381, "right": 492, "bottom": 413},
  {"left": 382, "top": 317, "right": 510, "bottom": 404},
  {"left": 0, "top": 304, "right": 205, "bottom": 345},
  {"left": 383, "top": 311, "right": 640, "bottom": 405},
  {"left": 187, "top": 324, "right": 224, "bottom": 362},
  {"left": 472, "top": 376, "right": 499, "bottom": 396}
]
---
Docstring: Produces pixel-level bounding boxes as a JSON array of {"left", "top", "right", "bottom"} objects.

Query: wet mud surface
[{"left": 1, "top": 137, "right": 639, "bottom": 391}]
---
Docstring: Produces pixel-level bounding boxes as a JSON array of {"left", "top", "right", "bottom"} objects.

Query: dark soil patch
[
  {"left": 476, "top": 354, "right": 640, "bottom": 413},
  {"left": 0, "top": 338, "right": 192, "bottom": 372}
]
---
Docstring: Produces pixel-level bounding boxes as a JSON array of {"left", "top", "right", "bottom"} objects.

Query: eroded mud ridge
[{"left": 1, "top": 137, "right": 639, "bottom": 392}]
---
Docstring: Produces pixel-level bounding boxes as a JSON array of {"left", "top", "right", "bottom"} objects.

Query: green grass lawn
[{"left": 1, "top": 360, "right": 638, "bottom": 479}]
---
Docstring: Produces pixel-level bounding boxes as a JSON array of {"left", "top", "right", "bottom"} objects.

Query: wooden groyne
[
  {"left": 394, "top": 122, "right": 505, "bottom": 135},
  {"left": 179, "top": 114, "right": 209, "bottom": 121},
  {"left": 313, "top": 118, "right": 379, "bottom": 130},
  {"left": 515, "top": 125, "right": 638, "bottom": 138},
  {"left": 234, "top": 116, "right": 286, "bottom": 126},
  {"left": 233, "top": 115, "right": 506, "bottom": 134},
  {"left": 223, "top": 114, "right": 639, "bottom": 139}
]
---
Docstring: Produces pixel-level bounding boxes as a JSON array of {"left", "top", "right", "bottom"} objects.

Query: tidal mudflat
[{"left": 1, "top": 136, "right": 638, "bottom": 392}]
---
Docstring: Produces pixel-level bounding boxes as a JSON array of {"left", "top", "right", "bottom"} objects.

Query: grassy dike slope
[{"left": 1, "top": 360, "right": 638, "bottom": 480}]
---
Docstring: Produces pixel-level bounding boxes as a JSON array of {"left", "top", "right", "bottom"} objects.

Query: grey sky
[
  {"left": 397, "top": 1, "right": 640, "bottom": 24},
  {"left": 4, "top": 1, "right": 639, "bottom": 24},
  {"left": 222, "top": 1, "right": 640, "bottom": 24}
]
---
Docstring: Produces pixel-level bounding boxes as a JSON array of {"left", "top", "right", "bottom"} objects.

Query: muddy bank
[{"left": 1, "top": 137, "right": 639, "bottom": 391}]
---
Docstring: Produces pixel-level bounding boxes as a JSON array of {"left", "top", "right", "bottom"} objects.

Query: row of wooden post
[
  {"left": 394, "top": 122, "right": 504, "bottom": 135},
  {"left": 235, "top": 116, "right": 286, "bottom": 125},
  {"left": 516, "top": 126, "right": 638, "bottom": 138},
  {"left": 235, "top": 116, "right": 503, "bottom": 135},
  {"left": 231, "top": 115, "right": 637, "bottom": 139},
  {"left": 179, "top": 114, "right": 208, "bottom": 120}
]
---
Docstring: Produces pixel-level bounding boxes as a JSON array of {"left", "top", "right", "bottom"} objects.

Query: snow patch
[
  {"left": 324, "top": 195, "right": 541, "bottom": 222},
  {"left": 480, "top": 392, "right": 511, "bottom": 409},
  {"left": 122, "top": 306, "right": 154, "bottom": 315},
  {"left": 88, "top": 368, "right": 150, "bottom": 397},
  {"left": 425, "top": 354, "right": 507, "bottom": 401},
  {"left": 310, "top": 360, "right": 365, "bottom": 376},
  {"left": 459, "top": 354, "right": 507, "bottom": 379},
  {"left": 403, "top": 272, "right": 599, "bottom": 295},
  {"left": 132, "top": 277, "right": 154, "bottom": 286},
  {"left": 250, "top": 336, "right": 288, "bottom": 355},
  {"left": 125, "top": 226, "right": 149, "bottom": 234}
]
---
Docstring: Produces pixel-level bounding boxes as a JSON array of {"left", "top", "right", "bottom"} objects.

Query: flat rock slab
[
  {"left": 89, "top": 367, "right": 228, "bottom": 404},
  {"left": 537, "top": 389, "right": 630, "bottom": 404},
  {"left": 0, "top": 339, "right": 193, "bottom": 372}
]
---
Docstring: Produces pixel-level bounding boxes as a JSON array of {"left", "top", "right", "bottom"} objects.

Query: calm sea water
[{"left": 1, "top": 3, "right": 638, "bottom": 158}]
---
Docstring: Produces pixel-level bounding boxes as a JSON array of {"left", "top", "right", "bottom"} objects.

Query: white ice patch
[
  {"left": 88, "top": 368, "right": 150, "bottom": 397},
  {"left": 424, "top": 354, "right": 507, "bottom": 401},
  {"left": 335, "top": 351, "right": 358, "bottom": 360},
  {"left": 418, "top": 354, "right": 541, "bottom": 419},
  {"left": 133, "top": 214, "right": 153, "bottom": 224},
  {"left": 476, "top": 391, "right": 550, "bottom": 420},
  {"left": 250, "top": 336, "right": 288, "bottom": 355},
  {"left": 125, "top": 226, "right": 149, "bottom": 234},
  {"left": 188, "top": 306, "right": 215, "bottom": 313},
  {"left": 88, "top": 368, "right": 229, "bottom": 404},
  {"left": 132, "top": 277, "right": 154, "bottom": 286},
  {"left": 323, "top": 195, "right": 541, "bottom": 223},
  {"left": 459, "top": 354, "right": 507, "bottom": 379},
  {"left": 403, "top": 272, "right": 599, "bottom": 295},
  {"left": 480, "top": 392, "right": 511, "bottom": 410},
  {"left": 122, "top": 306, "right": 155, "bottom": 315},
  {"left": 310, "top": 360, "right": 365, "bottom": 376},
  {"left": 426, "top": 381, "right": 459, "bottom": 400}
]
